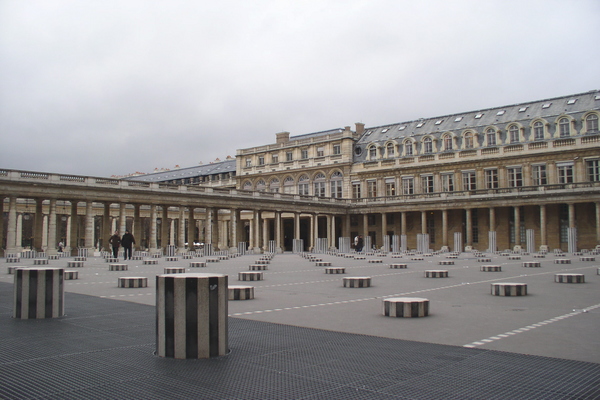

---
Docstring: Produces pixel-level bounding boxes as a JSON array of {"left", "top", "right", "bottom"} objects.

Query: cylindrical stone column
[
  {"left": 47, "top": 199, "right": 57, "bottom": 255},
  {"left": 13, "top": 267, "right": 64, "bottom": 319},
  {"left": 156, "top": 273, "right": 228, "bottom": 359},
  {"left": 6, "top": 197, "right": 18, "bottom": 252}
]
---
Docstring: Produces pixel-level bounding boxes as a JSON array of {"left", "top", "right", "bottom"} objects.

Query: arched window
[
  {"left": 508, "top": 125, "right": 519, "bottom": 143},
  {"left": 404, "top": 140, "right": 413, "bottom": 156},
  {"left": 243, "top": 181, "right": 252, "bottom": 191},
  {"left": 330, "top": 171, "right": 343, "bottom": 198},
  {"left": 486, "top": 128, "right": 497, "bottom": 146},
  {"left": 559, "top": 118, "right": 570, "bottom": 137},
  {"left": 586, "top": 114, "right": 598, "bottom": 132},
  {"left": 443, "top": 134, "right": 453, "bottom": 151},
  {"left": 298, "top": 174, "right": 309, "bottom": 196},
  {"left": 423, "top": 137, "right": 433, "bottom": 153},
  {"left": 464, "top": 132, "right": 474, "bottom": 149},
  {"left": 283, "top": 176, "right": 294, "bottom": 194},
  {"left": 368, "top": 145, "right": 377, "bottom": 160},
  {"left": 269, "top": 178, "right": 280, "bottom": 193},
  {"left": 256, "top": 179, "right": 266, "bottom": 192},
  {"left": 314, "top": 173, "right": 326, "bottom": 197},
  {"left": 386, "top": 142, "right": 395, "bottom": 157},
  {"left": 533, "top": 121, "right": 544, "bottom": 140}
]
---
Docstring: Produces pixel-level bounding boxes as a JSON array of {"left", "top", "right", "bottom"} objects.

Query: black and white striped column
[
  {"left": 156, "top": 273, "right": 228, "bottom": 359},
  {"left": 13, "top": 267, "right": 64, "bottom": 319}
]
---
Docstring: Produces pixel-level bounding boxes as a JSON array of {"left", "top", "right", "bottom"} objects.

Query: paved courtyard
[{"left": 1, "top": 250, "right": 599, "bottom": 398}]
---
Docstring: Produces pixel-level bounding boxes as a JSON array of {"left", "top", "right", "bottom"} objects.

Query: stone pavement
[{"left": 1, "top": 250, "right": 599, "bottom": 399}]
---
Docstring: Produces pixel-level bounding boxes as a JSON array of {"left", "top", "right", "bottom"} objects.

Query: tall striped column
[
  {"left": 454, "top": 232, "right": 463, "bottom": 253},
  {"left": 526, "top": 229, "right": 535, "bottom": 254},
  {"left": 488, "top": 231, "right": 497, "bottom": 253},
  {"left": 292, "top": 239, "right": 303, "bottom": 253},
  {"left": 391, "top": 235, "right": 400, "bottom": 253},
  {"left": 338, "top": 237, "right": 351, "bottom": 253},
  {"left": 400, "top": 235, "right": 407, "bottom": 253},
  {"left": 13, "top": 267, "right": 64, "bottom": 319},
  {"left": 567, "top": 227, "right": 577, "bottom": 254},
  {"left": 156, "top": 273, "right": 228, "bottom": 359}
]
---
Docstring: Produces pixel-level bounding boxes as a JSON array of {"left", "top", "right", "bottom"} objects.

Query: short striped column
[
  {"left": 555, "top": 273, "right": 585, "bottom": 283},
  {"left": 110, "top": 264, "right": 128, "bottom": 271},
  {"left": 343, "top": 276, "right": 371, "bottom": 288},
  {"left": 411, "top": 256, "right": 424, "bottom": 261},
  {"left": 368, "top": 259, "right": 383, "bottom": 264},
  {"left": 477, "top": 258, "right": 492, "bottom": 262},
  {"left": 480, "top": 265, "right": 502, "bottom": 272},
  {"left": 105, "top": 257, "right": 119, "bottom": 263},
  {"left": 390, "top": 264, "right": 407, "bottom": 269},
  {"left": 315, "top": 261, "right": 331, "bottom": 266},
  {"left": 6, "top": 257, "right": 21, "bottom": 263},
  {"left": 33, "top": 259, "right": 48, "bottom": 265},
  {"left": 383, "top": 297, "right": 429, "bottom": 318},
  {"left": 118, "top": 277, "right": 148, "bottom": 288},
  {"left": 74, "top": 256, "right": 86, "bottom": 261},
  {"left": 165, "top": 257, "right": 179, "bottom": 262},
  {"left": 508, "top": 255, "right": 521, "bottom": 260},
  {"left": 143, "top": 259, "right": 158, "bottom": 265},
  {"left": 8, "top": 266, "right": 27, "bottom": 274},
  {"left": 190, "top": 262, "right": 206, "bottom": 268},
  {"left": 554, "top": 259, "right": 572, "bottom": 264},
  {"left": 325, "top": 267, "right": 345, "bottom": 274},
  {"left": 13, "top": 267, "right": 64, "bottom": 319},
  {"left": 439, "top": 260, "right": 454, "bottom": 265},
  {"left": 522, "top": 261, "right": 541, "bottom": 268},
  {"left": 156, "top": 273, "right": 228, "bottom": 359},
  {"left": 580, "top": 256, "right": 595, "bottom": 262},
  {"left": 255, "top": 259, "right": 270, "bottom": 265},
  {"left": 67, "top": 260, "right": 84, "bottom": 268},
  {"left": 238, "top": 271, "right": 263, "bottom": 281},
  {"left": 533, "top": 254, "right": 546, "bottom": 258},
  {"left": 206, "top": 258, "right": 220, "bottom": 263},
  {"left": 228, "top": 285, "right": 254, "bottom": 300},
  {"left": 491, "top": 283, "right": 527, "bottom": 296},
  {"left": 249, "top": 264, "right": 267, "bottom": 271},
  {"left": 64, "top": 270, "right": 79, "bottom": 280},
  {"left": 425, "top": 270, "right": 448, "bottom": 278},
  {"left": 164, "top": 267, "right": 186, "bottom": 274}
]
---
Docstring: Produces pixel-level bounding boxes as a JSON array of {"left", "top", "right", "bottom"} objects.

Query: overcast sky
[{"left": 1, "top": 1, "right": 599, "bottom": 177}]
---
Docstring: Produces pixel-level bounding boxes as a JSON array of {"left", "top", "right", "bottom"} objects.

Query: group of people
[{"left": 108, "top": 230, "right": 136, "bottom": 260}]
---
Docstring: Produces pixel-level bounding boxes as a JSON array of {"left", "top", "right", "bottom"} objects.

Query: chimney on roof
[
  {"left": 276, "top": 131, "right": 290, "bottom": 144},
  {"left": 355, "top": 122, "right": 365, "bottom": 136}
]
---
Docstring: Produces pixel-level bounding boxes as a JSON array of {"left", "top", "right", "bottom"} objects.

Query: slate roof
[{"left": 125, "top": 159, "right": 236, "bottom": 182}]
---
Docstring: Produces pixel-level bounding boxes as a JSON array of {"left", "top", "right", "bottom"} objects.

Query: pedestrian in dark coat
[
  {"left": 108, "top": 231, "right": 121, "bottom": 259},
  {"left": 121, "top": 230, "right": 136, "bottom": 260}
]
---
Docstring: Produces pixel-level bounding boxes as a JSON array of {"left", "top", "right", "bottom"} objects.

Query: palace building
[{"left": 1, "top": 90, "right": 599, "bottom": 255}]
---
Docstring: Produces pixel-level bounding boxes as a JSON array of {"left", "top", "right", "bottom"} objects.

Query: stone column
[
  {"left": 401, "top": 212, "right": 407, "bottom": 236},
  {"left": 85, "top": 202, "right": 94, "bottom": 252},
  {"left": 568, "top": 203, "right": 576, "bottom": 229},
  {"left": 34, "top": 199, "right": 44, "bottom": 251},
  {"left": 150, "top": 205, "right": 158, "bottom": 251},
  {"left": 68, "top": 201, "right": 78, "bottom": 254},
  {"left": 540, "top": 205, "right": 547, "bottom": 248},
  {"left": 42, "top": 215, "right": 48, "bottom": 250},
  {"left": 103, "top": 203, "right": 111, "bottom": 249},
  {"left": 16, "top": 214, "right": 23, "bottom": 249},
  {"left": 489, "top": 207, "right": 496, "bottom": 231},
  {"left": 311, "top": 213, "right": 317, "bottom": 250},
  {"left": 596, "top": 202, "right": 600, "bottom": 246},
  {"left": 262, "top": 212, "right": 269, "bottom": 251},
  {"left": 326, "top": 214, "right": 332, "bottom": 248},
  {"left": 161, "top": 206, "right": 169, "bottom": 250},
  {"left": 230, "top": 208, "right": 240, "bottom": 251},
  {"left": 514, "top": 207, "right": 521, "bottom": 248},
  {"left": 187, "top": 207, "right": 196, "bottom": 250},
  {"left": 465, "top": 208, "right": 472, "bottom": 247},
  {"left": 381, "top": 212, "right": 387, "bottom": 248},
  {"left": 275, "top": 211, "right": 282, "bottom": 251},
  {"left": 252, "top": 210, "right": 261, "bottom": 250},
  {"left": 170, "top": 219, "right": 176, "bottom": 246},
  {"left": 0, "top": 197, "right": 4, "bottom": 256},
  {"left": 133, "top": 204, "right": 141, "bottom": 251},
  {"left": 344, "top": 214, "right": 351, "bottom": 238},
  {"left": 331, "top": 214, "right": 337, "bottom": 249},
  {"left": 47, "top": 199, "right": 57, "bottom": 255},
  {"left": 6, "top": 197, "right": 17, "bottom": 252},
  {"left": 442, "top": 209, "right": 448, "bottom": 249},
  {"left": 362, "top": 214, "right": 369, "bottom": 239},
  {"left": 119, "top": 203, "right": 127, "bottom": 234},
  {"left": 294, "top": 212, "right": 300, "bottom": 240},
  {"left": 205, "top": 208, "right": 214, "bottom": 248},
  {"left": 421, "top": 211, "right": 427, "bottom": 235},
  {"left": 178, "top": 207, "right": 186, "bottom": 253}
]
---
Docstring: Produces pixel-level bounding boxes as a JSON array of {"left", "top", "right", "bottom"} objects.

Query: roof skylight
[
  {"left": 519, "top": 107, "right": 528, "bottom": 112},
  {"left": 454, "top": 117, "right": 463, "bottom": 122},
  {"left": 435, "top": 120, "right": 443, "bottom": 125},
  {"left": 381, "top": 128, "right": 388, "bottom": 133},
  {"left": 567, "top": 99, "right": 577, "bottom": 105},
  {"left": 398, "top": 126, "right": 406, "bottom": 131},
  {"left": 542, "top": 103, "right": 552, "bottom": 108},
  {"left": 496, "top": 110, "right": 505, "bottom": 116},
  {"left": 416, "top": 122, "right": 424, "bottom": 128},
  {"left": 475, "top": 113, "right": 484, "bottom": 119}
]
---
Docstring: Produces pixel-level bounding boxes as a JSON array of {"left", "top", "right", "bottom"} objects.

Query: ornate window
[
  {"left": 404, "top": 140, "right": 413, "bottom": 156},
  {"left": 368, "top": 145, "right": 377, "bottom": 160},
  {"left": 386, "top": 142, "right": 395, "bottom": 157},
  {"left": 441, "top": 173, "right": 454, "bottom": 192},
  {"left": 464, "top": 132, "right": 474, "bottom": 149},
  {"left": 559, "top": 118, "right": 571, "bottom": 137},
  {"left": 423, "top": 137, "right": 433, "bottom": 154},
  {"left": 330, "top": 171, "right": 343, "bottom": 198},
  {"left": 508, "top": 125, "right": 519, "bottom": 143},
  {"left": 485, "top": 169, "right": 498, "bottom": 189},
  {"left": 533, "top": 121, "right": 544, "bottom": 141},
  {"left": 314, "top": 173, "right": 326, "bottom": 197},
  {"left": 269, "top": 178, "right": 280, "bottom": 193},
  {"left": 462, "top": 171, "right": 476, "bottom": 190},
  {"left": 421, "top": 175, "right": 434, "bottom": 193},
  {"left": 367, "top": 180, "right": 377, "bottom": 197},
  {"left": 532, "top": 164, "right": 547, "bottom": 185},
  {"left": 486, "top": 128, "right": 497, "bottom": 146},
  {"left": 443, "top": 134, "right": 453, "bottom": 151},
  {"left": 507, "top": 167, "right": 523, "bottom": 187},
  {"left": 283, "top": 177, "right": 294, "bottom": 194},
  {"left": 585, "top": 114, "right": 598, "bottom": 133},
  {"left": 402, "top": 177, "right": 414, "bottom": 195},
  {"left": 298, "top": 175, "right": 309, "bottom": 195},
  {"left": 243, "top": 181, "right": 252, "bottom": 191},
  {"left": 256, "top": 179, "right": 266, "bottom": 192}
]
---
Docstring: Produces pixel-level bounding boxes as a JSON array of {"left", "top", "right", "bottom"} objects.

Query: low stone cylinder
[
  {"left": 439, "top": 260, "right": 454, "bottom": 265},
  {"left": 368, "top": 259, "right": 383, "bottom": 264},
  {"left": 190, "top": 262, "right": 206, "bottom": 268},
  {"left": 425, "top": 270, "right": 448, "bottom": 278},
  {"left": 390, "top": 264, "right": 407, "bottom": 269},
  {"left": 218, "top": 255, "right": 229, "bottom": 260},
  {"left": 383, "top": 297, "right": 429, "bottom": 318},
  {"left": 206, "top": 258, "right": 220, "bottom": 263},
  {"left": 119, "top": 277, "right": 148, "bottom": 288},
  {"left": 249, "top": 264, "right": 267, "bottom": 271},
  {"left": 446, "top": 255, "right": 458, "bottom": 259},
  {"left": 156, "top": 273, "right": 228, "bottom": 359},
  {"left": 255, "top": 259, "right": 269, "bottom": 265},
  {"left": 554, "top": 259, "right": 572, "bottom": 264},
  {"left": 411, "top": 257, "right": 424, "bottom": 261},
  {"left": 239, "top": 271, "right": 263, "bottom": 281},
  {"left": 64, "top": 270, "right": 79, "bottom": 280},
  {"left": 74, "top": 256, "right": 86, "bottom": 261},
  {"left": 13, "top": 267, "right": 64, "bottom": 319},
  {"left": 343, "top": 276, "right": 371, "bottom": 288},
  {"left": 110, "top": 264, "right": 128, "bottom": 271},
  {"left": 105, "top": 258, "right": 119, "bottom": 263},
  {"left": 354, "top": 256, "right": 365, "bottom": 260},
  {"left": 143, "top": 259, "right": 158, "bottom": 265},
  {"left": 533, "top": 254, "right": 546, "bottom": 258},
  {"left": 33, "top": 259, "right": 48, "bottom": 265},
  {"left": 391, "top": 254, "right": 403, "bottom": 258},
  {"left": 325, "top": 267, "right": 345, "bottom": 274},
  {"left": 6, "top": 257, "right": 21, "bottom": 263},
  {"left": 580, "top": 256, "right": 595, "bottom": 262},
  {"left": 478, "top": 258, "right": 492, "bottom": 262},
  {"left": 8, "top": 266, "right": 27, "bottom": 274},
  {"left": 67, "top": 261, "right": 84, "bottom": 268},
  {"left": 555, "top": 273, "right": 585, "bottom": 283},
  {"left": 480, "top": 265, "right": 502, "bottom": 272},
  {"left": 316, "top": 261, "right": 331, "bottom": 266},
  {"left": 491, "top": 282, "right": 527, "bottom": 296},
  {"left": 522, "top": 261, "right": 541, "bottom": 268},
  {"left": 182, "top": 254, "right": 194, "bottom": 259},
  {"left": 165, "top": 257, "right": 179, "bottom": 262},
  {"left": 228, "top": 285, "right": 254, "bottom": 300},
  {"left": 508, "top": 256, "right": 521, "bottom": 260},
  {"left": 164, "top": 267, "right": 186, "bottom": 274}
]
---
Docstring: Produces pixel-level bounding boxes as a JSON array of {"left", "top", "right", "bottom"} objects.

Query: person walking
[
  {"left": 121, "top": 230, "right": 135, "bottom": 260},
  {"left": 356, "top": 235, "right": 364, "bottom": 252},
  {"left": 108, "top": 231, "right": 121, "bottom": 259}
]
